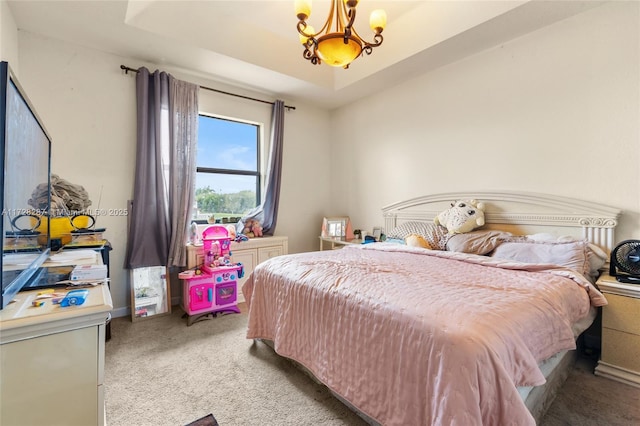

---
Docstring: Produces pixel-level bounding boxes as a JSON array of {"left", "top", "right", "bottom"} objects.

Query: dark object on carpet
[{"left": 185, "top": 413, "right": 219, "bottom": 426}]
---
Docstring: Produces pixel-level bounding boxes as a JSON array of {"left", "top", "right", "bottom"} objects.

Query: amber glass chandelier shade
[{"left": 316, "top": 34, "right": 363, "bottom": 68}]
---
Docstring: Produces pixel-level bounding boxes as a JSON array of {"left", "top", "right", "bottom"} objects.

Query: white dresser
[
  {"left": 0, "top": 284, "right": 112, "bottom": 425},
  {"left": 186, "top": 236, "right": 288, "bottom": 303}
]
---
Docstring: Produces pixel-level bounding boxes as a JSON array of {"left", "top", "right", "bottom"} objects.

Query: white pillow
[
  {"left": 491, "top": 235, "right": 606, "bottom": 282},
  {"left": 526, "top": 234, "right": 607, "bottom": 279}
]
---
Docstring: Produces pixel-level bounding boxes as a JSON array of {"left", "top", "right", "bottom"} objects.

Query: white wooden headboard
[{"left": 382, "top": 191, "right": 621, "bottom": 253}]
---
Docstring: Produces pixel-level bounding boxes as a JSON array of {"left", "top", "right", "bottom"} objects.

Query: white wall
[
  {"left": 0, "top": 0, "right": 18, "bottom": 69},
  {"left": 17, "top": 32, "right": 332, "bottom": 316},
  {"left": 330, "top": 1, "right": 640, "bottom": 242},
  {"left": 13, "top": 1, "right": 638, "bottom": 315}
]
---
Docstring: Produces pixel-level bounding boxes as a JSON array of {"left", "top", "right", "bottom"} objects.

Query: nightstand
[
  {"left": 594, "top": 273, "right": 640, "bottom": 388},
  {"left": 319, "top": 236, "right": 362, "bottom": 251}
]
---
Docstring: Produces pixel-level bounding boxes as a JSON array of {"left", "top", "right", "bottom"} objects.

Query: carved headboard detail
[{"left": 382, "top": 191, "right": 621, "bottom": 253}]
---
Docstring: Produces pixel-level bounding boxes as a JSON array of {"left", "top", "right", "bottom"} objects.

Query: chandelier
[{"left": 295, "top": 0, "right": 387, "bottom": 69}]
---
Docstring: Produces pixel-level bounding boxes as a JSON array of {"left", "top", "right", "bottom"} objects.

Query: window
[{"left": 193, "top": 115, "right": 260, "bottom": 223}]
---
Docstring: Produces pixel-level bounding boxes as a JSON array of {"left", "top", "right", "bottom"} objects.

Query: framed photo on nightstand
[{"left": 321, "top": 216, "right": 353, "bottom": 240}]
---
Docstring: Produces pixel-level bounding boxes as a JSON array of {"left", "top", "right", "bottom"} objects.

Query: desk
[
  {"left": 0, "top": 284, "right": 112, "bottom": 425},
  {"left": 319, "top": 236, "right": 362, "bottom": 251}
]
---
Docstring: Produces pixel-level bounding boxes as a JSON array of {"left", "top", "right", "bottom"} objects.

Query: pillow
[
  {"left": 525, "top": 234, "right": 608, "bottom": 280},
  {"left": 585, "top": 243, "right": 607, "bottom": 277},
  {"left": 446, "top": 230, "right": 514, "bottom": 255},
  {"left": 386, "top": 221, "right": 450, "bottom": 250},
  {"left": 386, "top": 221, "right": 435, "bottom": 239},
  {"left": 490, "top": 239, "right": 597, "bottom": 280}
]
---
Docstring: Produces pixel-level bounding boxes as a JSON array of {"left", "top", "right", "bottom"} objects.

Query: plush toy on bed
[
  {"left": 402, "top": 199, "right": 486, "bottom": 249},
  {"left": 405, "top": 234, "right": 433, "bottom": 249},
  {"left": 434, "top": 199, "right": 486, "bottom": 235}
]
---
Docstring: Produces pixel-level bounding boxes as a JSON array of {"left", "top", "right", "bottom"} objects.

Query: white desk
[{"left": 0, "top": 256, "right": 112, "bottom": 426}]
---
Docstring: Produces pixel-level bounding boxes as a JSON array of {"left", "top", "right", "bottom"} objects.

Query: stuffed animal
[
  {"left": 405, "top": 234, "right": 432, "bottom": 249},
  {"left": 252, "top": 221, "right": 263, "bottom": 237},
  {"left": 226, "top": 224, "right": 237, "bottom": 240},
  {"left": 434, "top": 199, "right": 486, "bottom": 235},
  {"left": 242, "top": 219, "right": 263, "bottom": 238}
]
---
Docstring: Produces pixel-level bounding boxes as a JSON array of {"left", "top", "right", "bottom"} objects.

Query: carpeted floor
[
  {"left": 538, "top": 355, "right": 640, "bottom": 426},
  {"left": 104, "top": 306, "right": 640, "bottom": 426}
]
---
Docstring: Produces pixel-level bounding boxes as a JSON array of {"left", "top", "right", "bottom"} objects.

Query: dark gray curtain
[
  {"left": 125, "top": 68, "right": 199, "bottom": 269},
  {"left": 241, "top": 100, "right": 285, "bottom": 235}
]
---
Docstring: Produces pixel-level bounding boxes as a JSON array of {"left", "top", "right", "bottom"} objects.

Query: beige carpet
[{"left": 105, "top": 307, "right": 640, "bottom": 426}]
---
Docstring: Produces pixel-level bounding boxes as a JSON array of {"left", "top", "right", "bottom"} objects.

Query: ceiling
[{"left": 7, "top": 0, "right": 605, "bottom": 110}]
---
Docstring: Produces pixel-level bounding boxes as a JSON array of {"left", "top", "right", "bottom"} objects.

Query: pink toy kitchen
[{"left": 178, "top": 225, "right": 244, "bottom": 326}]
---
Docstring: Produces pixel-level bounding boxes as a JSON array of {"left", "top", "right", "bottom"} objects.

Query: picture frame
[
  {"left": 372, "top": 226, "right": 382, "bottom": 241},
  {"left": 321, "top": 216, "right": 353, "bottom": 240}
]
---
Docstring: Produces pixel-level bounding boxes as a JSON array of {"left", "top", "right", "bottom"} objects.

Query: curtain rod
[{"left": 120, "top": 65, "right": 296, "bottom": 111}]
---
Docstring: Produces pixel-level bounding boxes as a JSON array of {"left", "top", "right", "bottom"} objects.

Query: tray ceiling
[{"left": 7, "top": 0, "right": 605, "bottom": 109}]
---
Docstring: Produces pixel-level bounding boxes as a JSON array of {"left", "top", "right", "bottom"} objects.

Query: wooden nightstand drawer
[
  {"left": 601, "top": 328, "right": 640, "bottom": 373},
  {"left": 595, "top": 274, "right": 640, "bottom": 387},
  {"left": 602, "top": 293, "right": 640, "bottom": 335}
]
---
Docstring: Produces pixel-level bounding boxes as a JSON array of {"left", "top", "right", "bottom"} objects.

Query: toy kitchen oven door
[{"left": 178, "top": 225, "right": 244, "bottom": 326}]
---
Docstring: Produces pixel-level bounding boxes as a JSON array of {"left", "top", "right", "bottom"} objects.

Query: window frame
[{"left": 195, "top": 114, "right": 262, "bottom": 216}]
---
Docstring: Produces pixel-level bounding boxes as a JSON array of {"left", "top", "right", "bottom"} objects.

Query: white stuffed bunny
[{"left": 434, "top": 199, "right": 486, "bottom": 235}]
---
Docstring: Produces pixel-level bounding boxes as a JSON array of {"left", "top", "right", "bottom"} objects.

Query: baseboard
[
  {"left": 113, "top": 296, "right": 241, "bottom": 319},
  {"left": 111, "top": 306, "right": 129, "bottom": 318},
  {"left": 595, "top": 361, "right": 640, "bottom": 388}
]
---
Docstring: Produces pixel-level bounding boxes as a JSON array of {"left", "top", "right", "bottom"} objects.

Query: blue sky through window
[{"left": 196, "top": 116, "right": 258, "bottom": 194}]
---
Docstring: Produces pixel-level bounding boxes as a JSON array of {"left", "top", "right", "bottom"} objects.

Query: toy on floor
[{"left": 178, "top": 225, "right": 244, "bottom": 326}]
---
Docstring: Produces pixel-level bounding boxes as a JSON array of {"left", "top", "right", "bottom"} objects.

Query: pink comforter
[{"left": 243, "top": 244, "right": 607, "bottom": 425}]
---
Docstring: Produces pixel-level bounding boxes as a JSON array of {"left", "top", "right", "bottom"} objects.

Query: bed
[{"left": 242, "top": 191, "right": 621, "bottom": 425}]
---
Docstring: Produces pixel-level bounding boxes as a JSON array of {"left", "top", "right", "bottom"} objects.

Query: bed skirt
[{"left": 255, "top": 338, "right": 576, "bottom": 425}]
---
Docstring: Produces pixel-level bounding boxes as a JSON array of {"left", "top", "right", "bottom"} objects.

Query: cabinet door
[
  {"left": 258, "top": 246, "right": 284, "bottom": 264},
  {"left": 186, "top": 246, "right": 204, "bottom": 270},
  {"left": 189, "top": 283, "right": 215, "bottom": 312},
  {"left": 1, "top": 327, "right": 99, "bottom": 426}
]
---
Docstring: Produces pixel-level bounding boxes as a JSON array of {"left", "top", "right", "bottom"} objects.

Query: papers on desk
[
  {"left": 3, "top": 253, "right": 40, "bottom": 266},
  {"left": 55, "top": 278, "right": 109, "bottom": 287},
  {"left": 48, "top": 249, "right": 98, "bottom": 264}
]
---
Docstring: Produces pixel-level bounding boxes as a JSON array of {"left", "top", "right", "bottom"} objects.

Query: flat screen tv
[{"left": 0, "top": 61, "right": 52, "bottom": 310}]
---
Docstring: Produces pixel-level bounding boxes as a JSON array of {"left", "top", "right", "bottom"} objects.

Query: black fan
[{"left": 609, "top": 240, "right": 640, "bottom": 284}]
